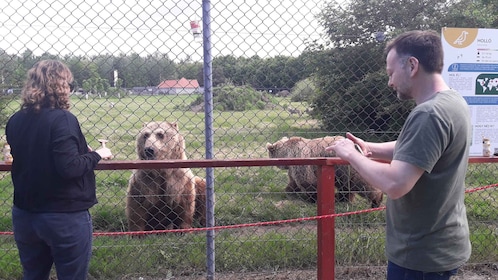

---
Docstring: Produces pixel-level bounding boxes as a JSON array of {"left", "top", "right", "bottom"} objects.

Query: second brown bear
[{"left": 266, "top": 136, "right": 383, "bottom": 208}]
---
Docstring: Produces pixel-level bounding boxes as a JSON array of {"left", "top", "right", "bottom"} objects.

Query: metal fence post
[
  {"left": 317, "top": 164, "right": 335, "bottom": 279},
  {"left": 201, "top": 0, "right": 215, "bottom": 279}
]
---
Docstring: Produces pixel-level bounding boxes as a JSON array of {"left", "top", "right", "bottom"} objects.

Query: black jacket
[{"left": 6, "top": 108, "right": 101, "bottom": 212}]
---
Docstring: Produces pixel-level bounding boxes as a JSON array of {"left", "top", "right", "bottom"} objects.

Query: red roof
[{"left": 157, "top": 77, "right": 199, "bottom": 89}]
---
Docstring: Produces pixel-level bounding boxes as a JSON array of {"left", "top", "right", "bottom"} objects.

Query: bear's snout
[{"left": 144, "top": 147, "right": 155, "bottom": 159}]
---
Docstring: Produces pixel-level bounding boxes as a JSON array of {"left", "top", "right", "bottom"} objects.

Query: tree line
[
  {"left": 0, "top": 0, "right": 496, "bottom": 137},
  {"left": 0, "top": 49, "right": 312, "bottom": 94}
]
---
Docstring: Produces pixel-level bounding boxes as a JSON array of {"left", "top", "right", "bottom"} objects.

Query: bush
[
  {"left": 189, "top": 83, "right": 276, "bottom": 111},
  {"left": 290, "top": 77, "right": 318, "bottom": 103}
]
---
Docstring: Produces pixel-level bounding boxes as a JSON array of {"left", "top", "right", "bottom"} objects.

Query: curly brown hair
[{"left": 21, "top": 60, "right": 73, "bottom": 112}]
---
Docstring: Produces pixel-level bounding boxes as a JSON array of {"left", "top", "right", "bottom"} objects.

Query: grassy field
[{"left": 0, "top": 94, "right": 497, "bottom": 279}]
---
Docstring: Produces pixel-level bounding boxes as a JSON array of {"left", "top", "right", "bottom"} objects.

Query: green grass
[
  {"left": 469, "top": 223, "right": 498, "bottom": 263},
  {"left": 0, "top": 94, "right": 497, "bottom": 278},
  {"left": 465, "top": 190, "right": 498, "bottom": 220}
]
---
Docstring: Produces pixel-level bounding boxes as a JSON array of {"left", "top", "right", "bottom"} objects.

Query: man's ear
[{"left": 408, "top": 56, "right": 419, "bottom": 75}]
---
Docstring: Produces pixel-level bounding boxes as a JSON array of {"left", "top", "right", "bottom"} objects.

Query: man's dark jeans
[{"left": 387, "top": 261, "right": 458, "bottom": 280}]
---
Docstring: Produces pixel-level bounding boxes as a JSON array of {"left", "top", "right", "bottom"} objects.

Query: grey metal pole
[{"left": 201, "top": 1, "right": 215, "bottom": 279}]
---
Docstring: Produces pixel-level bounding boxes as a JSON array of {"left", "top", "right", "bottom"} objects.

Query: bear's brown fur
[
  {"left": 266, "top": 136, "right": 383, "bottom": 208},
  {"left": 193, "top": 176, "right": 207, "bottom": 227},
  {"left": 126, "top": 121, "right": 207, "bottom": 231}
]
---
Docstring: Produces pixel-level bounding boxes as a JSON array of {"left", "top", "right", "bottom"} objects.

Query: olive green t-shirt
[{"left": 386, "top": 89, "right": 471, "bottom": 272}]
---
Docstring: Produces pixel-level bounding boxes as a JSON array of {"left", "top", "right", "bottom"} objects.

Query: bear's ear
[
  {"left": 169, "top": 122, "right": 178, "bottom": 129},
  {"left": 280, "top": 136, "right": 289, "bottom": 142},
  {"left": 142, "top": 122, "right": 148, "bottom": 127}
]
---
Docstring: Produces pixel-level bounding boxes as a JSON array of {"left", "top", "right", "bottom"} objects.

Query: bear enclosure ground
[{"left": 155, "top": 264, "right": 498, "bottom": 280}]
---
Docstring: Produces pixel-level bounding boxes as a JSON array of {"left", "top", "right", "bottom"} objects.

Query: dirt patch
[
  {"left": 162, "top": 264, "right": 498, "bottom": 280},
  {"left": 332, "top": 264, "right": 498, "bottom": 280}
]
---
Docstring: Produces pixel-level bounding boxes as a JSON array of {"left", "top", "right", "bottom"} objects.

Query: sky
[{"left": 0, "top": 0, "right": 327, "bottom": 62}]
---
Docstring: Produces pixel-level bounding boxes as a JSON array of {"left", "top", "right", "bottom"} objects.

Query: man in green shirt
[{"left": 327, "top": 30, "right": 471, "bottom": 279}]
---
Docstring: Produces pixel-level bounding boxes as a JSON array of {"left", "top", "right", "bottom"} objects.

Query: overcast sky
[{"left": 0, "top": 0, "right": 327, "bottom": 61}]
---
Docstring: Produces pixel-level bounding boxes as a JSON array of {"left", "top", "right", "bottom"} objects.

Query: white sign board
[{"left": 441, "top": 27, "right": 498, "bottom": 156}]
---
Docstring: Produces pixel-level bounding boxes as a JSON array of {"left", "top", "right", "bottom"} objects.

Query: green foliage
[
  {"left": 212, "top": 55, "right": 312, "bottom": 89},
  {"left": 1, "top": 50, "right": 312, "bottom": 101},
  {"left": 311, "top": 43, "right": 411, "bottom": 142},
  {"left": 443, "top": 0, "right": 498, "bottom": 28},
  {"left": 318, "top": 0, "right": 497, "bottom": 48},
  {"left": 290, "top": 77, "right": 318, "bottom": 103},
  {"left": 312, "top": 0, "right": 497, "bottom": 142},
  {"left": 82, "top": 77, "right": 110, "bottom": 95},
  {"left": 215, "top": 84, "right": 265, "bottom": 111},
  {"left": 191, "top": 83, "right": 278, "bottom": 112}
]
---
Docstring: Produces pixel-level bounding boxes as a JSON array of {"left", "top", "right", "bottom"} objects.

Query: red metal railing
[{"left": 1, "top": 156, "right": 497, "bottom": 279}]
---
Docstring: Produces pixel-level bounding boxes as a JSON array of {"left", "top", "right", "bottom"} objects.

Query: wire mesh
[{"left": 0, "top": 0, "right": 497, "bottom": 279}]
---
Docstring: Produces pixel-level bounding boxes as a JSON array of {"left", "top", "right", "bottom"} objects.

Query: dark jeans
[
  {"left": 12, "top": 206, "right": 93, "bottom": 280},
  {"left": 387, "top": 261, "right": 458, "bottom": 280}
]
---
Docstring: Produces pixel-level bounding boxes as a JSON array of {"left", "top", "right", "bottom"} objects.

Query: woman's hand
[{"left": 95, "top": 147, "right": 113, "bottom": 160}]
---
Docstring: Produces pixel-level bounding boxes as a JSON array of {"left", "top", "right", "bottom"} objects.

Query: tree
[
  {"left": 443, "top": 0, "right": 498, "bottom": 27},
  {"left": 176, "top": 59, "right": 202, "bottom": 82},
  {"left": 312, "top": 0, "right": 497, "bottom": 141},
  {"left": 19, "top": 49, "right": 36, "bottom": 70},
  {"left": 0, "top": 49, "right": 23, "bottom": 90},
  {"left": 211, "top": 55, "right": 311, "bottom": 91},
  {"left": 82, "top": 77, "right": 110, "bottom": 97},
  {"left": 146, "top": 52, "right": 176, "bottom": 86},
  {"left": 290, "top": 77, "right": 318, "bottom": 103}
]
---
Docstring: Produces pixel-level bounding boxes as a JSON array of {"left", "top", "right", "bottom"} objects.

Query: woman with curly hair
[{"left": 6, "top": 60, "right": 112, "bottom": 280}]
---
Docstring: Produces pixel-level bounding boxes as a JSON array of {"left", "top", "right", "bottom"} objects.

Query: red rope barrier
[
  {"left": 464, "top": 183, "right": 498, "bottom": 193},
  {"left": 93, "top": 206, "right": 389, "bottom": 237},
  {"left": 0, "top": 184, "right": 496, "bottom": 237}
]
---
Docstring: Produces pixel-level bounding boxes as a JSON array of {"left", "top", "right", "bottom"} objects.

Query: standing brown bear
[
  {"left": 126, "top": 121, "right": 206, "bottom": 231},
  {"left": 266, "top": 136, "right": 383, "bottom": 208}
]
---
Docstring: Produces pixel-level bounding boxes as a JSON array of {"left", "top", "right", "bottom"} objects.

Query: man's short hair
[{"left": 385, "top": 30, "right": 444, "bottom": 73}]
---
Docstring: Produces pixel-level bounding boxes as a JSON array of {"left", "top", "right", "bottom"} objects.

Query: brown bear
[
  {"left": 266, "top": 136, "right": 383, "bottom": 208},
  {"left": 126, "top": 121, "right": 207, "bottom": 231}
]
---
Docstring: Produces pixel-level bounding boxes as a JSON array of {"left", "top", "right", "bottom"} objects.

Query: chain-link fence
[{"left": 1, "top": 0, "right": 497, "bottom": 279}]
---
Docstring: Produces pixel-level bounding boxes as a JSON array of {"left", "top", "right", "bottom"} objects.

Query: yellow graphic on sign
[{"left": 442, "top": 27, "right": 478, "bottom": 48}]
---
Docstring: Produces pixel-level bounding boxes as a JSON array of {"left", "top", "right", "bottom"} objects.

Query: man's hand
[
  {"left": 326, "top": 138, "right": 358, "bottom": 160},
  {"left": 345, "top": 132, "right": 372, "bottom": 157}
]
